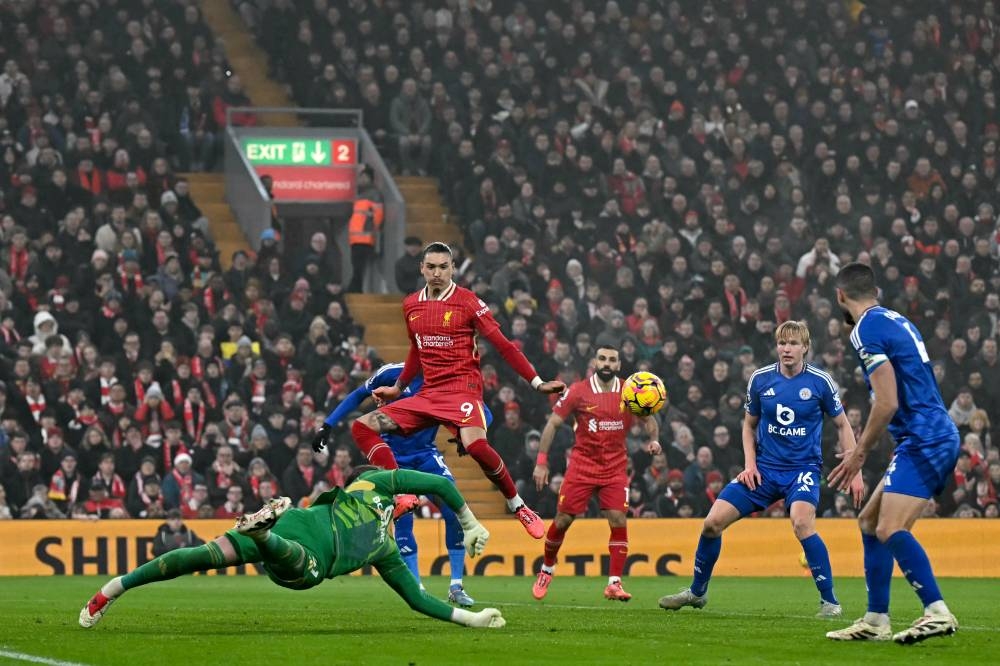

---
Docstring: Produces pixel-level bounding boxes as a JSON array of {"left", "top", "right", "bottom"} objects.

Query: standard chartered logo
[{"left": 776, "top": 403, "right": 796, "bottom": 426}]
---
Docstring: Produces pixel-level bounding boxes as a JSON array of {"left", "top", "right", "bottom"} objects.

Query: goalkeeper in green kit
[{"left": 79, "top": 467, "right": 505, "bottom": 629}]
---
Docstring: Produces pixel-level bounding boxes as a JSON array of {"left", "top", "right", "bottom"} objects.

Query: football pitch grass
[{"left": 0, "top": 576, "right": 995, "bottom": 665}]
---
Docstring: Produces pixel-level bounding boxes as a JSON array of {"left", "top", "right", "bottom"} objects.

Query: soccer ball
[{"left": 621, "top": 371, "right": 667, "bottom": 416}]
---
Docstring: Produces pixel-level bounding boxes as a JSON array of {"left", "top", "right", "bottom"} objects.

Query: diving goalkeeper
[{"left": 79, "top": 467, "right": 504, "bottom": 629}]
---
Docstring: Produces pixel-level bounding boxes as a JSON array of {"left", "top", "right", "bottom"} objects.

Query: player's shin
[
  {"left": 352, "top": 420, "right": 399, "bottom": 469},
  {"left": 543, "top": 522, "right": 566, "bottom": 569},
  {"left": 862, "top": 532, "right": 893, "bottom": 617},
  {"left": 608, "top": 525, "right": 628, "bottom": 583},
  {"left": 464, "top": 438, "right": 518, "bottom": 500},
  {"left": 885, "top": 530, "right": 946, "bottom": 610},
  {"left": 690, "top": 534, "right": 722, "bottom": 597},
  {"left": 121, "top": 541, "right": 234, "bottom": 591},
  {"left": 441, "top": 504, "right": 467, "bottom": 585},
  {"left": 800, "top": 534, "right": 838, "bottom": 605}
]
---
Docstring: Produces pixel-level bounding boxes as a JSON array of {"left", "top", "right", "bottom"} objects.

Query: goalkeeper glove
[
  {"left": 462, "top": 523, "right": 490, "bottom": 558},
  {"left": 311, "top": 424, "right": 332, "bottom": 452}
]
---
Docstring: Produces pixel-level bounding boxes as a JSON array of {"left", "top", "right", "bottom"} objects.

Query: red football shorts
[
  {"left": 556, "top": 471, "right": 630, "bottom": 515},
  {"left": 378, "top": 389, "right": 488, "bottom": 435}
]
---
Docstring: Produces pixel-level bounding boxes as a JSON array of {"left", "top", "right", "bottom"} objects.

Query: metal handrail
[{"left": 225, "top": 106, "right": 363, "bottom": 127}]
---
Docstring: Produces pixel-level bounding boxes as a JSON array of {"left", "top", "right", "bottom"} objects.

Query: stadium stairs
[
  {"left": 198, "top": 3, "right": 504, "bottom": 518},
  {"left": 188, "top": 0, "right": 299, "bottom": 269},
  {"left": 346, "top": 183, "right": 507, "bottom": 518}
]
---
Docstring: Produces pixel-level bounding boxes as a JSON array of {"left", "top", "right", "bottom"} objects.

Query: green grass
[{"left": 0, "top": 576, "right": 995, "bottom": 665}]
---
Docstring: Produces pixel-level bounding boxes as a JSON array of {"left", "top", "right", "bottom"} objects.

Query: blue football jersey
[
  {"left": 848, "top": 306, "right": 958, "bottom": 448},
  {"left": 745, "top": 362, "right": 843, "bottom": 470}
]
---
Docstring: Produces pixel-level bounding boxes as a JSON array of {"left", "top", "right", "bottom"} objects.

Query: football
[{"left": 621, "top": 371, "right": 667, "bottom": 416}]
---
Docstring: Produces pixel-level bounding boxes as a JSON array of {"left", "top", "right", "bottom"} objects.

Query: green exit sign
[{"left": 241, "top": 138, "right": 331, "bottom": 166}]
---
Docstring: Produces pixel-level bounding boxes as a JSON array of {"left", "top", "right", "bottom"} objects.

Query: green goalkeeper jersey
[
  {"left": 226, "top": 468, "right": 466, "bottom": 585},
  {"left": 314, "top": 468, "right": 467, "bottom": 576}
]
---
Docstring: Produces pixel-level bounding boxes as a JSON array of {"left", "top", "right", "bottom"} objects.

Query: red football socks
[
  {"left": 351, "top": 421, "right": 398, "bottom": 470},
  {"left": 544, "top": 522, "right": 567, "bottom": 567},
  {"left": 609, "top": 525, "right": 629, "bottom": 578},
  {"left": 465, "top": 438, "right": 517, "bottom": 499}
]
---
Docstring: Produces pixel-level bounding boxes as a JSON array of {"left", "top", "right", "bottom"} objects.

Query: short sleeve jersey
[{"left": 553, "top": 374, "right": 633, "bottom": 481}]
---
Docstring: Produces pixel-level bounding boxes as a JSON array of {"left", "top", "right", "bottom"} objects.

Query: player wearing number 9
[
  {"left": 826, "top": 263, "right": 960, "bottom": 644},
  {"left": 659, "top": 321, "right": 863, "bottom": 619}
]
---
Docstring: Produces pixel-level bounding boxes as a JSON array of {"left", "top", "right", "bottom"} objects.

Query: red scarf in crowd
[
  {"left": 49, "top": 469, "right": 83, "bottom": 505},
  {"left": 203, "top": 286, "right": 231, "bottom": 316},
  {"left": 325, "top": 373, "right": 348, "bottom": 403},
  {"left": 170, "top": 467, "right": 195, "bottom": 505},
  {"left": 119, "top": 267, "right": 144, "bottom": 293},
  {"left": 183, "top": 399, "right": 207, "bottom": 442},
  {"left": 26, "top": 394, "right": 46, "bottom": 422},
  {"left": 249, "top": 376, "right": 267, "bottom": 407},
  {"left": 8, "top": 246, "right": 29, "bottom": 281},
  {"left": 134, "top": 379, "right": 149, "bottom": 406},
  {"left": 724, "top": 288, "right": 749, "bottom": 322},
  {"left": 92, "top": 472, "right": 127, "bottom": 498},
  {"left": 224, "top": 417, "right": 250, "bottom": 450},
  {"left": 161, "top": 439, "right": 188, "bottom": 474},
  {"left": 0, "top": 324, "right": 20, "bottom": 344}
]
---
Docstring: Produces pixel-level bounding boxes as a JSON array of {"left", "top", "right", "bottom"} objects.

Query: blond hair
[{"left": 775, "top": 320, "right": 811, "bottom": 349}]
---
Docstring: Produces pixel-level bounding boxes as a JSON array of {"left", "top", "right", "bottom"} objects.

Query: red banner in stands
[{"left": 254, "top": 165, "right": 356, "bottom": 201}]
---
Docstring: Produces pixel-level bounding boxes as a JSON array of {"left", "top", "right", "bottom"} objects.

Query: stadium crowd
[{"left": 2, "top": 0, "right": 1000, "bottom": 522}]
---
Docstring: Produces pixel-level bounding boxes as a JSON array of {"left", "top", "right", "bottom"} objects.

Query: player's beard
[{"left": 596, "top": 367, "right": 615, "bottom": 382}]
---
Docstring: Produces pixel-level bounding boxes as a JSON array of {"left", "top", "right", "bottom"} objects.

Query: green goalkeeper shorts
[{"left": 225, "top": 507, "right": 335, "bottom": 590}]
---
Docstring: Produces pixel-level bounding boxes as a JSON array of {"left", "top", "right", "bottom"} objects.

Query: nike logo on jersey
[
  {"left": 762, "top": 388, "right": 776, "bottom": 397},
  {"left": 408, "top": 314, "right": 421, "bottom": 321},
  {"left": 583, "top": 404, "right": 598, "bottom": 412}
]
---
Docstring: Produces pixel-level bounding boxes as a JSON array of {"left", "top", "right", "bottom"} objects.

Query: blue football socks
[
  {"left": 800, "top": 533, "right": 838, "bottom": 604},
  {"left": 862, "top": 532, "right": 893, "bottom": 613},
  {"left": 690, "top": 534, "right": 722, "bottom": 597},
  {"left": 886, "top": 530, "right": 944, "bottom": 607}
]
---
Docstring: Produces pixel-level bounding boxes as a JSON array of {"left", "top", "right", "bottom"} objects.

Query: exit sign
[{"left": 241, "top": 138, "right": 356, "bottom": 166}]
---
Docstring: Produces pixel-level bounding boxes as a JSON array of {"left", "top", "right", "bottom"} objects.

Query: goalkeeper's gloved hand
[
  {"left": 463, "top": 523, "right": 490, "bottom": 558},
  {"left": 311, "top": 424, "right": 332, "bottom": 453}
]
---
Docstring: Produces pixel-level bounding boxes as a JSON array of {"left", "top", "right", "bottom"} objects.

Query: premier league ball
[{"left": 621, "top": 371, "right": 667, "bottom": 416}]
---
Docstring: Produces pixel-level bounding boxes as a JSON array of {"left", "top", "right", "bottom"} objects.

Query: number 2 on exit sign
[{"left": 331, "top": 140, "right": 356, "bottom": 164}]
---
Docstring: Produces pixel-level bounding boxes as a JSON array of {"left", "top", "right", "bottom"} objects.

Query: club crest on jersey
[
  {"left": 799, "top": 388, "right": 812, "bottom": 400},
  {"left": 442, "top": 310, "right": 453, "bottom": 326}
]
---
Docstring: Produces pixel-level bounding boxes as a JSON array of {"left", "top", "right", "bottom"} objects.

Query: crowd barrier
[{"left": 1, "top": 519, "right": 997, "bottom": 577}]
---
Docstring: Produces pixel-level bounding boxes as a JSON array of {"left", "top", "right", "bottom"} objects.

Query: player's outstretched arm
[
  {"left": 374, "top": 552, "right": 505, "bottom": 628},
  {"left": 313, "top": 387, "right": 375, "bottom": 451},
  {"left": 367, "top": 469, "right": 469, "bottom": 513},
  {"left": 829, "top": 363, "right": 898, "bottom": 491}
]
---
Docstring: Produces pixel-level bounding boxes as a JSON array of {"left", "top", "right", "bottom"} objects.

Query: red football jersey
[
  {"left": 553, "top": 374, "right": 633, "bottom": 481},
  {"left": 402, "top": 282, "right": 537, "bottom": 394}
]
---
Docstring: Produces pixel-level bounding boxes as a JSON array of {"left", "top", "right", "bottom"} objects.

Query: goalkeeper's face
[{"left": 594, "top": 348, "right": 620, "bottom": 381}]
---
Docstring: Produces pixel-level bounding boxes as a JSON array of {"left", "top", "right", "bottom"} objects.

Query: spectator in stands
[
  {"left": 394, "top": 236, "right": 423, "bottom": 293},
  {"left": 151, "top": 508, "right": 205, "bottom": 556},
  {"left": 390, "top": 78, "right": 432, "bottom": 176}
]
